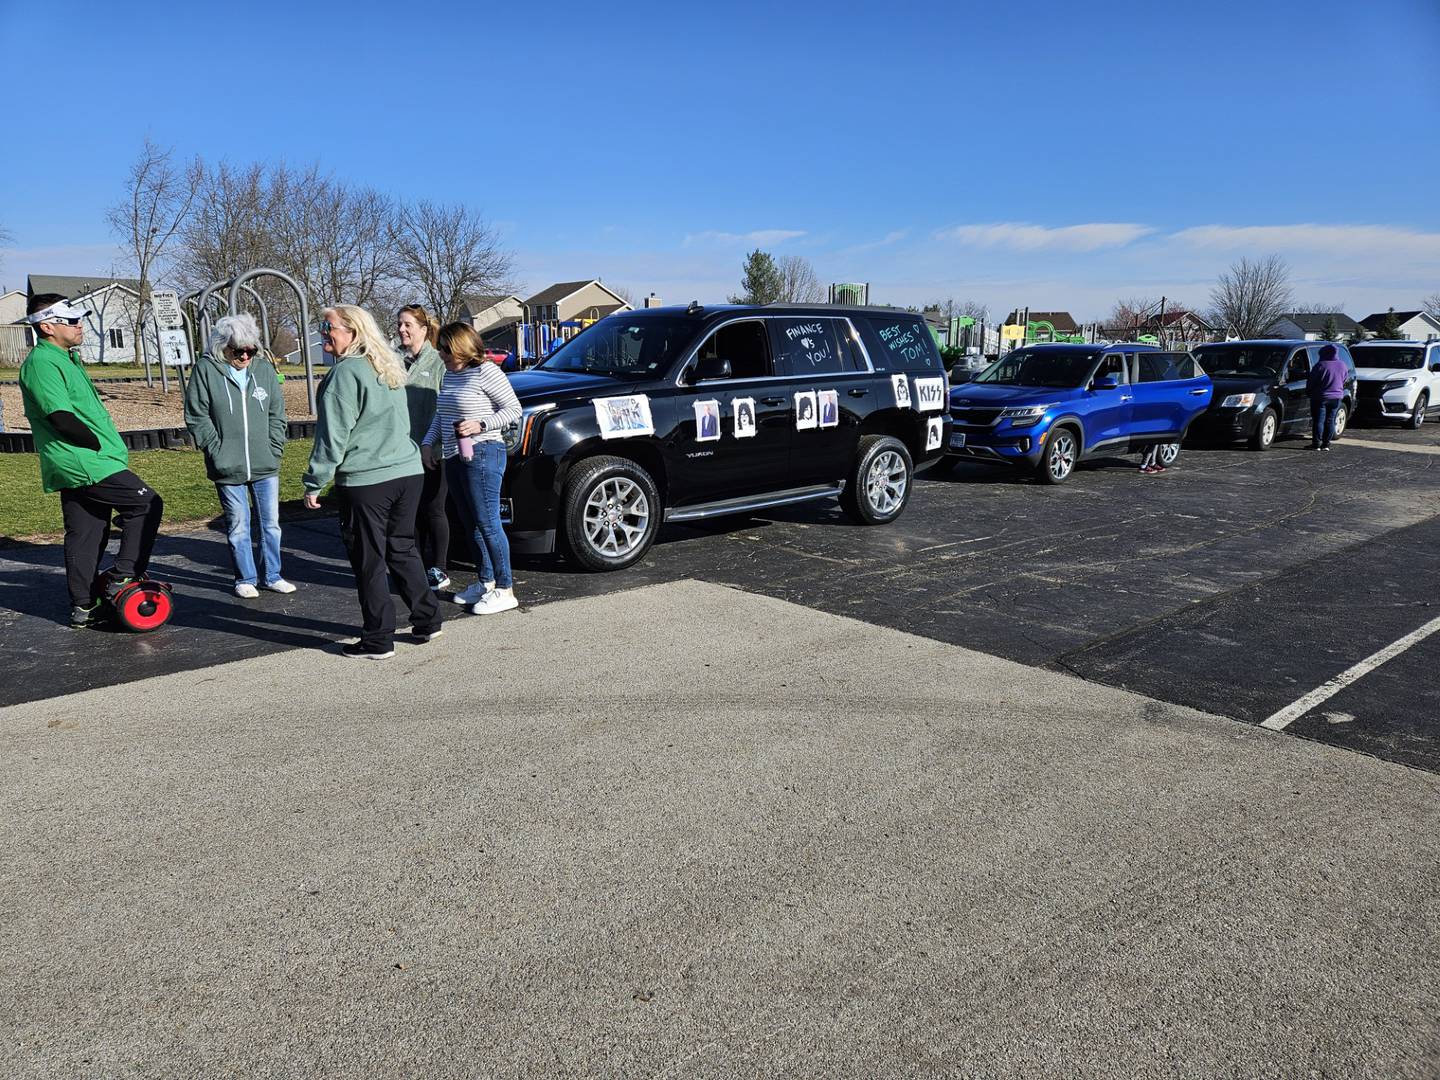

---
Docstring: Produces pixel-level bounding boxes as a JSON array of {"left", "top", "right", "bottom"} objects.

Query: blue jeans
[
  {"left": 1312, "top": 399, "right": 1341, "bottom": 447},
  {"left": 216, "top": 474, "right": 282, "bottom": 586},
  {"left": 446, "top": 443, "right": 511, "bottom": 588}
]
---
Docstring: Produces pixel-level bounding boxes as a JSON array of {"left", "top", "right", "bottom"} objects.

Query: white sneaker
[
  {"left": 453, "top": 581, "right": 493, "bottom": 605},
  {"left": 264, "top": 579, "right": 296, "bottom": 594},
  {"left": 234, "top": 583, "right": 260, "bottom": 599},
  {"left": 471, "top": 587, "right": 519, "bottom": 615}
]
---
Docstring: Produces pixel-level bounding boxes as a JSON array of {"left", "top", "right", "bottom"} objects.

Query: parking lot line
[
  {"left": 1260, "top": 613, "right": 1440, "bottom": 731},
  {"left": 1334, "top": 438, "right": 1440, "bottom": 456}
]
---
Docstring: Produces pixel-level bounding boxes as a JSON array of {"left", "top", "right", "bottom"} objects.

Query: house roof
[
  {"left": 1360, "top": 310, "right": 1435, "bottom": 330},
  {"left": 1002, "top": 310, "right": 1079, "bottom": 332},
  {"left": 462, "top": 293, "right": 520, "bottom": 313},
  {"left": 1154, "top": 309, "right": 1213, "bottom": 329},
  {"left": 28, "top": 273, "right": 142, "bottom": 300},
  {"left": 524, "top": 279, "right": 598, "bottom": 307},
  {"left": 1275, "top": 312, "right": 1361, "bottom": 333}
]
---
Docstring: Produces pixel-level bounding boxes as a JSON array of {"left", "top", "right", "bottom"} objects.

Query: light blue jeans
[{"left": 216, "top": 474, "right": 283, "bottom": 586}]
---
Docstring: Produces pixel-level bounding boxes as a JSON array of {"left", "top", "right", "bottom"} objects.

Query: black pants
[
  {"left": 59, "top": 469, "right": 163, "bottom": 606},
  {"left": 415, "top": 459, "right": 450, "bottom": 570},
  {"left": 338, "top": 475, "right": 441, "bottom": 649}
]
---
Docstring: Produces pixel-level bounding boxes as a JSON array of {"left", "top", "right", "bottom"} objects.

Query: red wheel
[{"left": 114, "top": 581, "right": 173, "bottom": 632}]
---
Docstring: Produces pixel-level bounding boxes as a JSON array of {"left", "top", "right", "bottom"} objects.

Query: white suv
[{"left": 1350, "top": 341, "right": 1440, "bottom": 429}]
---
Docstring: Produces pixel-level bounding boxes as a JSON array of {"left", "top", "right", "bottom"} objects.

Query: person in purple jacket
[{"left": 1306, "top": 344, "right": 1348, "bottom": 451}]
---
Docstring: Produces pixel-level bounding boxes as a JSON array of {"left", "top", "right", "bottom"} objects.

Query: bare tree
[
  {"left": 926, "top": 297, "right": 989, "bottom": 321},
  {"left": 1208, "top": 255, "right": 1294, "bottom": 338},
  {"left": 106, "top": 140, "right": 200, "bottom": 372},
  {"left": 389, "top": 200, "right": 514, "bottom": 323},
  {"left": 776, "top": 254, "right": 823, "bottom": 303},
  {"left": 606, "top": 283, "right": 635, "bottom": 306},
  {"left": 1423, "top": 293, "right": 1440, "bottom": 320},
  {"left": 1107, "top": 296, "right": 1161, "bottom": 335},
  {"left": 1290, "top": 301, "right": 1348, "bottom": 314},
  {"left": 0, "top": 222, "right": 12, "bottom": 286}
]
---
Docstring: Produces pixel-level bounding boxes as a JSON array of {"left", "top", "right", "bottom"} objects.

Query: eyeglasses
[{"left": 230, "top": 346, "right": 257, "bottom": 358}]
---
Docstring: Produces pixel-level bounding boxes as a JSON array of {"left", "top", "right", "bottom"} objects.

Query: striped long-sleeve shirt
[{"left": 423, "top": 362, "right": 523, "bottom": 459}]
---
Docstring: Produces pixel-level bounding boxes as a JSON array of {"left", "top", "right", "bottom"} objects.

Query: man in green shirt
[{"left": 19, "top": 293, "right": 164, "bottom": 627}]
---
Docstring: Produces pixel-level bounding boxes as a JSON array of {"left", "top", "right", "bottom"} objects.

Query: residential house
[
  {"left": 1266, "top": 312, "right": 1364, "bottom": 341},
  {"left": 523, "top": 279, "right": 631, "bottom": 325},
  {"left": 1359, "top": 310, "right": 1440, "bottom": 341},
  {"left": 0, "top": 289, "right": 26, "bottom": 324},
  {"left": 1001, "top": 310, "right": 1080, "bottom": 342},
  {"left": 27, "top": 273, "right": 144, "bottom": 365},
  {"left": 461, "top": 294, "right": 524, "bottom": 335}
]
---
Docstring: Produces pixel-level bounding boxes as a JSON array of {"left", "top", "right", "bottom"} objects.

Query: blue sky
[{"left": 2, "top": 0, "right": 1438, "bottom": 320}]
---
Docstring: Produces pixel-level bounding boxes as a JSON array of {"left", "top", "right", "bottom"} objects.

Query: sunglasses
[
  {"left": 230, "top": 346, "right": 257, "bottom": 358},
  {"left": 48, "top": 316, "right": 84, "bottom": 327}
]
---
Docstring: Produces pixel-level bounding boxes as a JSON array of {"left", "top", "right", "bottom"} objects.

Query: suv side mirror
[
  {"left": 693, "top": 355, "right": 732, "bottom": 382},
  {"left": 1092, "top": 374, "right": 1120, "bottom": 391}
]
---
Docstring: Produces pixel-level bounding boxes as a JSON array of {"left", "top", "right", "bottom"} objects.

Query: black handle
[
  {"left": 761, "top": 396, "right": 785, "bottom": 405},
  {"left": 847, "top": 388, "right": 868, "bottom": 397}
]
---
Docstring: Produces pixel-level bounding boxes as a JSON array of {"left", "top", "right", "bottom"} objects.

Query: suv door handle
[
  {"left": 1189, "top": 388, "right": 1208, "bottom": 395},
  {"left": 1119, "top": 394, "right": 1134, "bottom": 402},
  {"left": 761, "top": 396, "right": 785, "bottom": 405},
  {"left": 847, "top": 388, "right": 868, "bottom": 397}
]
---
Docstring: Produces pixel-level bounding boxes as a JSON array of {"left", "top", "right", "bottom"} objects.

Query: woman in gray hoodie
[{"left": 183, "top": 313, "right": 294, "bottom": 597}]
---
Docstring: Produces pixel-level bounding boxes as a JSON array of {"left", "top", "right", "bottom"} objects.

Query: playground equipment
[{"left": 181, "top": 268, "right": 317, "bottom": 414}]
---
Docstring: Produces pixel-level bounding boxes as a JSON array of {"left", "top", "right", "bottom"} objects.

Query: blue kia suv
[{"left": 945, "top": 344, "right": 1213, "bottom": 483}]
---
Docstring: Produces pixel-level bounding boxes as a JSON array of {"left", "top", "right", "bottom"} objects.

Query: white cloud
[
  {"left": 683, "top": 229, "right": 806, "bottom": 248},
  {"left": 1170, "top": 223, "right": 1440, "bottom": 261},
  {"left": 937, "top": 222, "right": 1154, "bottom": 252}
]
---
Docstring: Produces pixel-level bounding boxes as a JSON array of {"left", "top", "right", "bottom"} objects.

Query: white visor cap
[{"left": 26, "top": 300, "right": 93, "bottom": 324}]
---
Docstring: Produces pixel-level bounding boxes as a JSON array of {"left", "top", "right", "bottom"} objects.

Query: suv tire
[
  {"left": 1036, "top": 425, "right": 1079, "bottom": 484},
  {"left": 560, "top": 455, "right": 662, "bottom": 571},
  {"left": 1157, "top": 442, "right": 1181, "bottom": 467},
  {"left": 1331, "top": 402, "right": 1348, "bottom": 440},
  {"left": 1249, "top": 408, "right": 1278, "bottom": 451},
  {"left": 1409, "top": 391, "right": 1429, "bottom": 430},
  {"left": 841, "top": 435, "right": 913, "bottom": 525}
]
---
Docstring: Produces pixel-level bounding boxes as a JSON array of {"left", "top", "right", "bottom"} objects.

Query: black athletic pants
[
  {"left": 59, "top": 469, "right": 163, "bottom": 606},
  {"left": 415, "top": 458, "right": 450, "bottom": 571},
  {"left": 337, "top": 475, "right": 441, "bottom": 650}
]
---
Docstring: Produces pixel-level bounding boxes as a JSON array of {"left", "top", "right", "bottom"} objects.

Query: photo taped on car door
[
  {"left": 818, "top": 389, "right": 839, "bottom": 428},
  {"left": 795, "top": 391, "right": 818, "bottom": 430},
  {"left": 892, "top": 374, "right": 912, "bottom": 409},
  {"left": 914, "top": 377, "right": 946, "bottom": 412},
  {"left": 694, "top": 399, "right": 721, "bottom": 442},
  {"left": 732, "top": 397, "right": 757, "bottom": 439}
]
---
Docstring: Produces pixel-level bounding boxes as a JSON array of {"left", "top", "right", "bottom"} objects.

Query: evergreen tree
[
  {"left": 1376, "top": 307, "right": 1404, "bottom": 340},
  {"left": 728, "top": 250, "right": 783, "bottom": 305},
  {"left": 1323, "top": 316, "right": 1338, "bottom": 341}
]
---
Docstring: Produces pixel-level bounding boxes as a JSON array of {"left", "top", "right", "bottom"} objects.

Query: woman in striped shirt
[{"left": 424, "top": 323, "right": 523, "bottom": 614}]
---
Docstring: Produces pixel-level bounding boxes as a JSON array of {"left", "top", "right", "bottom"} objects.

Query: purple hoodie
[{"left": 1307, "top": 346, "right": 1348, "bottom": 401}]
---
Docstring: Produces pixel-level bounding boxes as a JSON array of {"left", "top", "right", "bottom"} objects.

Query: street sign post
[{"left": 151, "top": 290, "right": 184, "bottom": 331}]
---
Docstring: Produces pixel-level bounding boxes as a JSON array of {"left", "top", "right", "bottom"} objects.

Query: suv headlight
[
  {"left": 1381, "top": 379, "right": 1414, "bottom": 392},
  {"left": 504, "top": 403, "right": 556, "bottom": 454},
  {"left": 999, "top": 403, "right": 1056, "bottom": 424},
  {"left": 1220, "top": 393, "right": 1256, "bottom": 408}
]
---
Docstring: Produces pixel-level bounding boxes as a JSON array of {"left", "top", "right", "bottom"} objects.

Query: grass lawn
[
  {"left": 0, "top": 439, "right": 317, "bottom": 542},
  {"left": 2, "top": 363, "right": 313, "bottom": 381}
]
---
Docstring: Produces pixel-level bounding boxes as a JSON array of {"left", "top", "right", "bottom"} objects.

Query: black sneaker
[
  {"left": 70, "top": 601, "right": 102, "bottom": 628},
  {"left": 104, "top": 576, "right": 136, "bottom": 599},
  {"left": 341, "top": 641, "right": 395, "bottom": 660},
  {"left": 427, "top": 567, "right": 451, "bottom": 591},
  {"left": 413, "top": 626, "right": 444, "bottom": 643}
]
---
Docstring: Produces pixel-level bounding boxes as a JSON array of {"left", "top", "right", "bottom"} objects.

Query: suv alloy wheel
[
  {"left": 1409, "top": 391, "right": 1429, "bottom": 430},
  {"left": 561, "top": 455, "right": 662, "bottom": 571},
  {"left": 841, "top": 435, "right": 913, "bottom": 525},
  {"left": 1157, "top": 443, "right": 1181, "bottom": 467},
  {"left": 1331, "top": 402, "right": 1348, "bottom": 440},
  {"left": 1250, "top": 408, "right": 1278, "bottom": 451},
  {"left": 1037, "top": 426, "right": 1078, "bottom": 484}
]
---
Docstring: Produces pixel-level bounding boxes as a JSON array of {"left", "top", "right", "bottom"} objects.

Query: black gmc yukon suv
[{"left": 494, "top": 303, "right": 951, "bottom": 570}]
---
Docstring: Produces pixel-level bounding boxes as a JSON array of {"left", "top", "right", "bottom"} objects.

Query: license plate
[{"left": 949, "top": 432, "right": 966, "bottom": 449}]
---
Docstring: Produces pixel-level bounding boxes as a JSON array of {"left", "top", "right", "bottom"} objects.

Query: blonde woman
[
  {"left": 303, "top": 304, "right": 442, "bottom": 659},
  {"left": 397, "top": 303, "right": 450, "bottom": 591}
]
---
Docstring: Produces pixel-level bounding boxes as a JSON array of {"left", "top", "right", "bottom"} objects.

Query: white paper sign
[
  {"left": 694, "top": 398, "right": 721, "bottom": 442},
  {"left": 594, "top": 394, "right": 655, "bottom": 440},
  {"left": 914, "top": 377, "right": 946, "bottom": 413},
  {"left": 795, "top": 391, "right": 817, "bottom": 430},
  {"left": 732, "top": 397, "right": 757, "bottom": 439},
  {"left": 926, "top": 416, "right": 943, "bottom": 451},
  {"left": 891, "top": 373, "right": 912, "bottom": 409},
  {"left": 818, "top": 389, "right": 839, "bottom": 429}
]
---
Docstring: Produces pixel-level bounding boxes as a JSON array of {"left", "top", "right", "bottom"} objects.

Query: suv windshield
[
  {"left": 974, "top": 349, "right": 1101, "bottom": 388},
  {"left": 539, "top": 317, "right": 695, "bottom": 379},
  {"left": 1193, "top": 344, "right": 1290, "bottom": 378},
  {"left": 1350, "top": 345, "right": 1425, "bottom": 370}
]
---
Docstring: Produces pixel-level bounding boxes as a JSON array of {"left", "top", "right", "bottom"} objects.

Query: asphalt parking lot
[
  {"left": 4, "top": 420, "right": 1440, "bottom": 1078},
  {"left": 4, "top": 417, "right": 1440, "bottom": 773}
]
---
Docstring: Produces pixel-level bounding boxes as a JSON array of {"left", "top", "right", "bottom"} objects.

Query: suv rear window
[{"left": 858, "top": 316, "right": 942, "bottom": 372}]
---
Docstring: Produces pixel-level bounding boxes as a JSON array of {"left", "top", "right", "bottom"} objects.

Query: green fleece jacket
[
  {"left": 303, "top": 353, "right": 421, "bottom": 492},
  {"left": 184, "top": 352, "right": 287, "bottom": 484},
  {"left": 403, "top": 342, "right": 445, "bottom": 446}
]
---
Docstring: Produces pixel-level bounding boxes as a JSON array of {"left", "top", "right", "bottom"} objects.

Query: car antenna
[{"left": 687, "top": 300, "right": 704, "bottom": 315}]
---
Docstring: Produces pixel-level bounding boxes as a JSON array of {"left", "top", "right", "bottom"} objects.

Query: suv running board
[{"left": 665, "top": 484, "right": 843, "bottom": 523}]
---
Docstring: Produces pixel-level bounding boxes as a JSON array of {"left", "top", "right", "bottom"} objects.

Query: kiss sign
[{"left": 913, "top": 377, "right": 946, "bottom": 413}]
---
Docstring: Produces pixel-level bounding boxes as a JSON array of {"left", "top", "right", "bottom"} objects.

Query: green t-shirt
[{"left": 19, "top": 339, "right": 129, "bottom": 492}]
